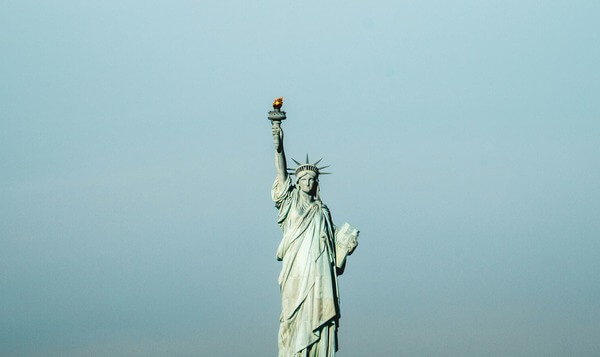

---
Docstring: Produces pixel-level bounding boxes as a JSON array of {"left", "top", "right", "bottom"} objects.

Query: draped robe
[{"left": 272, "top": 176, "right": 340, "bottom": 357}]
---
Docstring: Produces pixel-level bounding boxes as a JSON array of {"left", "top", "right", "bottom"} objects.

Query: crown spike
[{"left": 289, "top": 156, "right": 332, "bottom": 177}]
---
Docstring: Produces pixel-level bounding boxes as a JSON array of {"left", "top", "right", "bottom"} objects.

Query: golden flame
[{"left": 273, "top": 97, "right": 283, "bottom": 110}]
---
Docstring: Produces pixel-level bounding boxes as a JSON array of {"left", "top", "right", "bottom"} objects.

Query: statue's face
[{"left": 298, "top": 172, "right": 317, "bottom": 195}]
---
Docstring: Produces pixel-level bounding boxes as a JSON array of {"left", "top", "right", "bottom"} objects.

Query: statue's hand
[{"left": 272, "top": 123, "right": 283, "bottom": 150}]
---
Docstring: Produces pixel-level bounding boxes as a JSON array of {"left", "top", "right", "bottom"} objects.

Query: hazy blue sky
[{"left": 1, "top": 1, "right": 599, "bottom": 356}]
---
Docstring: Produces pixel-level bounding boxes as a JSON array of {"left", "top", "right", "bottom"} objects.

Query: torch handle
[{"left": 272, "top": 120, "right": 282, "bottom": 151}]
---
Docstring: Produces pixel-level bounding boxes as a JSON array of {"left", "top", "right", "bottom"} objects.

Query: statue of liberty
[{"left": 269, "top": 98, "right": 359, "bottom": 357}]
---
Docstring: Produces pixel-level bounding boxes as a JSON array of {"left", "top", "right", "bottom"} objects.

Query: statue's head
[
  {"left": 297, "top": 170, "right": 318, "bottom": 195},
  {"left": 290, "top": 156, "right": 330, "bottom": 198}
]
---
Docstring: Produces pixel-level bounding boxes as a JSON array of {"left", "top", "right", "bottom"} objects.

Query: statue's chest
[{"left": 292, "top": 201, "right": 317, "bottom": 220}]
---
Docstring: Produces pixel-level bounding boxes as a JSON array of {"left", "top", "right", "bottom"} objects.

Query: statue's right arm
[{"left": 273, "top": 124, "right": 288, "bottom": 186}]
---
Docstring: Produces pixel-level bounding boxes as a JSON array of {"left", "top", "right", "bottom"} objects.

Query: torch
[
  {"left": 268, "top": 96, "right": 286, "bottom": 125},
  {"left": 268, "top": 97, "right": 286, "bottom": 151}
]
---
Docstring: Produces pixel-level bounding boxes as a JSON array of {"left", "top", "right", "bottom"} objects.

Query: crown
[{"left": 287, "top": 155, "right": 331, "bottom": 177}]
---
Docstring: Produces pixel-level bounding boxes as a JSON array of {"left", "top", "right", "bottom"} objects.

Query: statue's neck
[{"left": 298, "top": 189, "right": 315, "bottom": 203}]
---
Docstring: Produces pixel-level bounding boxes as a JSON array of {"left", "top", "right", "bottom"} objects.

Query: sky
[{"left": 1, "top": 0, "right": 599, "bottom": 356}]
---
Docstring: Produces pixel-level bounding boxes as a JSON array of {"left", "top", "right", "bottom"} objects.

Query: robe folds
[{"left": 272, "top": 176, "right": 340, "bottom": 357}]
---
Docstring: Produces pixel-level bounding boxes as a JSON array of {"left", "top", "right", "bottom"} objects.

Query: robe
[{"left": 272, "top": 176, "right": 340, "bottom": 357}]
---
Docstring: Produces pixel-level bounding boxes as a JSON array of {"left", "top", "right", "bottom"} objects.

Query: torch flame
[{"left": 273, "top": 97, "right": 283, "bottom": 110}]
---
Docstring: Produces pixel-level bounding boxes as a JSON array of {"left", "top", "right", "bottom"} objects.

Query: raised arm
[{"left": 272, "top": 122, "right": 288, "bottom": 186}]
